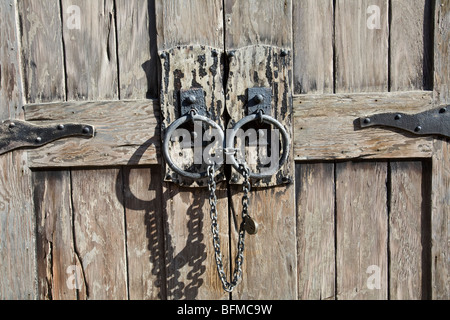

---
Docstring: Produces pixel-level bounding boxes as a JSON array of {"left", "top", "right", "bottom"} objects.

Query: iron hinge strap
[
  {"left": 0, "top": 119, "right": 95, "bottom": 155},
  {"left": 359, "top": 106, "right": 450, "bottom": 139}
]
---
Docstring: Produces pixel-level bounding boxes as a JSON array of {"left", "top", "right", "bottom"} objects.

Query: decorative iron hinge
[
  {"left": 0, "top": 119, "right": 95, "bottom": 155},
  {"left": 359, "top": 106, "right": 450, "bottom": 139}
]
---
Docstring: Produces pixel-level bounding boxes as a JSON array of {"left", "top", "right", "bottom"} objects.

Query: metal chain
[{"left": 207, "top": 163, "right": 251, "bottom": 293}]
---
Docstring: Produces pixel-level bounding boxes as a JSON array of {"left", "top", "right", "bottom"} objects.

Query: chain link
[{"left": 207, "top": 163, "right": 251, "bottom": 293}]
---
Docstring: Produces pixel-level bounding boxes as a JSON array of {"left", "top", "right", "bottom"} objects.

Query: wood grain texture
[
  {"left": 156, "top": 0, "right": 224, "bottom": 49},
  {"left": 432, "top": 0, "right": 450, "bottom": 300},
  {"left": 61, "top": 0, "right": 118, "bottom": 101},
  {"left": 25, "top": 100, "right": 160, "bottom": 167},
  {"left": 294, "top": 91, "right": 434, "bottom": 161},
  {"left": 389, "top": 161, "right": 429, "bottom": 300},
  {"left": 225, "top": 0, "right": 297, "bottom": 299},
  {"left": 71, "top": 169, "right": 128, "bottom": 299},
  {"left": 60, "top": 1, "right": 128, "bottom": 300},
  {"left": 18, "top": 0, "right": 65, "bottom": 103},
  {"left": 122, "top": 166, "right": 165, "bottom": 300},
  {"left": 335, "top": 0, "right": 389, "bottom": 93},
  {"left": 336, "top": 162, "right": 388, "bottom": 300},
  {"left": 389, "top": 2, "right": 431, "bottom": 300},
  {"left": 293, "top": 0, "right": 334, "bottom": 94},
  {"left": 116, "top": 0, "right": 158, "bottom": 99},
  {"left": 0, "top": 0, "right": 36, "bottom": 299},
  {"left": 296, "top": 163, "right": 335, "bottom": 300},
  {"left": 390, "top": 0, "right": 432, "bottom": 91},
  {"left": 156, "top": 0, "right": 229, "bottom": 299},
  {"left": 225, "top": 0, "right": 291, "bottom": 49},
  {"left": 33, "top": 171, "right": 79, "bottom": 300}
]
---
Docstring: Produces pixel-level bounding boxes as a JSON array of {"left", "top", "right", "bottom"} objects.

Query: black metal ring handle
[
  {"left": 163, "top": 114, "right": 224, "bottom": 179},
  {"left": 226, "top": 113, "right": 290, "bottom": 179}
]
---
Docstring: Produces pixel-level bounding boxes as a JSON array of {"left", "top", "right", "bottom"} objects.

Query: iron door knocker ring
[
  {"left": 163, "top": 111, "right": 224, "bottom": 179},
  {"left": 226, "top": 112, "right": 290, "bottom": 179}
]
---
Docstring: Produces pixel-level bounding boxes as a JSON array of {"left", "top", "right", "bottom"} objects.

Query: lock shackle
[
  {"left": 226, "top": 113, "right": 290, "bottom": 179},
  {"left": 163, "top": 113, "right": 224, "bottom": 179}
]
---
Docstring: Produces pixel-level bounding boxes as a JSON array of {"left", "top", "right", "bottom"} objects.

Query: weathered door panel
[{"left": 0, "top": 0, "right": 449, "bottom": 301}]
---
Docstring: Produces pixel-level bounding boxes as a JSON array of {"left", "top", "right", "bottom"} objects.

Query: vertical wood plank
[
  {"left": 0, "top": 0, "right": 36, "bottom": 299},
  {"left": 390, "top": 0, "right": 431, "bottom": 91},
  {"left": 61, "top": 0, "right": 118, "bottom": 101},
  {"left": 17, "top": 0, "right": 78, "bottom": 300},
  {"left": 122, "top": 166, "right": 166, "bottom": 300},
  {"left": 390, "top": 162, "right": 429, "bottom": 299},
  {"left": 18, "top": 0, "right": 65, "bottom": 103},
  {"left": 336, "top": 162, "right": 388, "bottom": 300},
  {"left": 293, "top": 0, "right": 334, "bottom": 94},
  {"left": 33, "top": 171, "right": 79, "bottom": 300},
  {"left": 115, "top": 0, "right": 158, "bottom": 99},
  {"left": 115, "top": 0, "right": 165, "bottom": 299},
  {"left": 293, "top": 0, "right": 335, "bottom": 300},
  {"left": 432, "top": 0, "right": 450, "bottom": 300},
  {"left": 60, "top": 1, "right": 127, "bottom": 299},
  {"left": 224, "top": 0, "right": 291, "bottom": 49},
  {"left": 335, "top": 0, "right": 389, "bottom": 93},
  {"left": 296, "top": 163, "right": 335, "bottom": 300},
  {"left": 225, "top": 0, "right": 297, "bottom": 299},
  {"left": 156, "top": 0, "right": 228, "bottom": 300},
  {"left": 389, "top": 1, "right": 431, "bottom": 300},
  {"left": 70, "top": 169, "right": 128, "bottom": 300}
]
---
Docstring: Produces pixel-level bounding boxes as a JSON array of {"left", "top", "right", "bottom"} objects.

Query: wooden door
[{"left": 0, "top": 0, "right": 448, "bottom": 300}]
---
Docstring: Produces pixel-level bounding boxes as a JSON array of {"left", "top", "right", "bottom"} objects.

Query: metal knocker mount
[{"left": 159, "top": 45, "right": 293, "bottom": 292}]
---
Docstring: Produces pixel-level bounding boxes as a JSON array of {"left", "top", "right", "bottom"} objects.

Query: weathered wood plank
[
  {"left": 33, "top": 171, "right": 79, "bottom": 300},
  {"left": 294, "top": 91, "right": 434, "bottom": 161},
  {"left": 336, "top": 162, "right": 388, "bottom": 300},
  {"left": 389, "top": 161, "right": 429, "bottom": 300},
  {"left": 61, "top": 0, "right": 118, "bottom": 101},
  {"left": 296, "top": 163, "right": 335, "bottom": 300},
  {"left": 225, "top": 0, "right": 297, "bottom": 299},
  {"left": 156, "top": 0, "right": 223, "bottom": 49},
  {"left": 60, "top": 1, "right": 128, "bottom": 300},
  {"left": 390, "top": 0, "right": 432, "bottom": 91},
  {"left": 70, "top": 169, "right": 128, "bottom": 299},
  {"left": 335, "top": 0, "right": 389, "bottom": 93},
  {"left": 224, "top": 0, "right": 291, "bottom": 49},
  {"left": 122, "top": 166, "right": 166, "bottom": 300},
  {"left": 293, "top": 0, "right": 334, "bottom": 94},
  {"left": 156, "top": 0, "right": 228, "bottom": 300},
  {"left": 24, "top": 99, "right": 160, "bottom": 167},
  {"left": 389, "top": 2, "right": 431, "bottom": 300},
  {"left": 18, "top": 0, "right": 65, "bottom": 103},
  {"left": 115, "top": 0, "right": 158, "bottom": 99},
  {"left": 432, "top": 0, "right": 450, "bottom": 300},
  {"left": 0, "top": 0, "right": 36, "bottom": 300}
]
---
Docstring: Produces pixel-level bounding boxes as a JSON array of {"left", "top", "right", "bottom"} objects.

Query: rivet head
[
  {"left": 82, "top": 127, "right": 90, "bottom": 134},
  {"left": 363, "top": 118, "right": 371, "bottom": 124},
  {"left": 440, "top": 107, "right": 447, "bottom": 114},
  {"left": 35, "top": 137, "right": 42, "bottom": 143},
  {"left": 9, "top": 122, "right": 16, "bottom": 128},
  {"left": 186, "top": 95, "right": 197, "bottom": 105},
  {"left": 254, "top": 94, "right": 264, "bottom": 104},
  {"left": 395, "top": 114, "right": 402, "bottom": 120},
  {"left": 57, "top": 124, "right": 65, "bottom": 130},
  {"left": 228, "top": 51, "right": 235, "bottom": 59},
  {"left": 415, "top": 126, "right": 422, "bottom": 132},
  {"left": 160, "top": 52, "right": 167, "bottom": 59},
  {"left": 231, "top": 177, "right": 239, "bottom": 183},
  {"left": 280, "top": 49, "right": 288, "bottom": 57}
]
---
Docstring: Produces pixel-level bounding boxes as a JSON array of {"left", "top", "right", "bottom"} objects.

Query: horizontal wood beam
[
  {"left": 23, "top": 91, "right": 436, "bottom": 168},
  {"left": 25, "top": 99, "right": 160, "bottom": 168},
  {"left": 294, "top": 91, "right": 435, "bottom": 161}
]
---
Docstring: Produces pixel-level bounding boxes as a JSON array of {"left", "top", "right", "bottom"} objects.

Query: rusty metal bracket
[
  {"left": 359, "top": 106, "right": 450, "bottom": 139},
  {"left": 0, "top": 119, "right": 95, "bottom": 155},
  {"left": 247, "top": 87, "right": 272, "bottom": 117}
]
